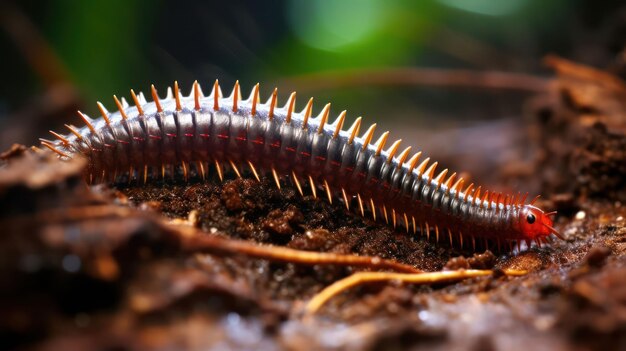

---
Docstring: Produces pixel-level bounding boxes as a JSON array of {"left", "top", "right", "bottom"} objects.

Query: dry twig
[{"left": 304, "top": 269, "right": 527, "bottom": 315}]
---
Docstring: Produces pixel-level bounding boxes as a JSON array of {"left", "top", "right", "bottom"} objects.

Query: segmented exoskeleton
[{"left": 41, "top": 80, "right": 562, "bottom": 252}]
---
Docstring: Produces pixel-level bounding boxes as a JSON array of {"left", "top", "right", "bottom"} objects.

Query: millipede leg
[
  {"left": 357, "top": 194, "right": 365, "bottom": 217},
  {"left": 271, "top": 168, "right": 281, "bottom": 189},
  {"left": 292, "top": 171, "right": 304, "bottom": 196},
  {"left": 182, "top": 161, "right": 189, "bottom": 182},
  {"left": 247, "top": 161, "right": 259, "bottom": 182},
  {"left": 341, "top": 188, "right": 350, "bottom": 210},
  {"left": 197, "top": 161, "right": 206, "bottom": 180},
  {"left": 403, "top": 213, "right": 409, "bottom": 233},
  {"left": 324, "top": 180, "right": 333, "bottom": 204},
  {"left": 215, "top": 161, "right": 224, "bottom": 182},
  {"left": 381, "top": 206, "right": 388, "bottom": 224},
  {"left": 228, "top": 160, "right": 241, "bottom": 179},
  {"left": 308, "top": 176, "right": 317, "bottom": 199}
]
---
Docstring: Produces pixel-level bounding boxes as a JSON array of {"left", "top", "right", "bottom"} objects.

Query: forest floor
[{"left": 1, "top": 57, "right": 625, "bottom": 351}]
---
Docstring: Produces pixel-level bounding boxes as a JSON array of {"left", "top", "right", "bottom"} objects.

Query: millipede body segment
[{"left": 41, "top": 80, "right": 562, "bottom": 252}]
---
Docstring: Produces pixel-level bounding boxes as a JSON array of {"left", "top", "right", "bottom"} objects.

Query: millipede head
[{"left": 518, "top": 205, "right": 562, "bottom": 241}]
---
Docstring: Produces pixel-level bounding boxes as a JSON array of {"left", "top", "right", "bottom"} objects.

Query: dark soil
[{"left": 1, "top": 58, "right": 626, "bottom": 350}]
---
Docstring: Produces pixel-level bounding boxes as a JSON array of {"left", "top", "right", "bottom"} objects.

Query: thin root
[
  {"left": 177, "top": 229, "right": 422, "bottom": 274},
  {"left": 304, "top": 269, "right": 527, "bottom": 315},
  {"left": 20, "top": 205, "right": 421, "bottom": 275}
]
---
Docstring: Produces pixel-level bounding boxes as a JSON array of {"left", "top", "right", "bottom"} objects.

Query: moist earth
[{"left": 1, "top": 58, "right": 626, "bottom": 350}]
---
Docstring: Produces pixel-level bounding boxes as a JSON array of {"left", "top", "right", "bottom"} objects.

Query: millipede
[{"left": 40, "top": 80, "right": 562, "bottom": 252}]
